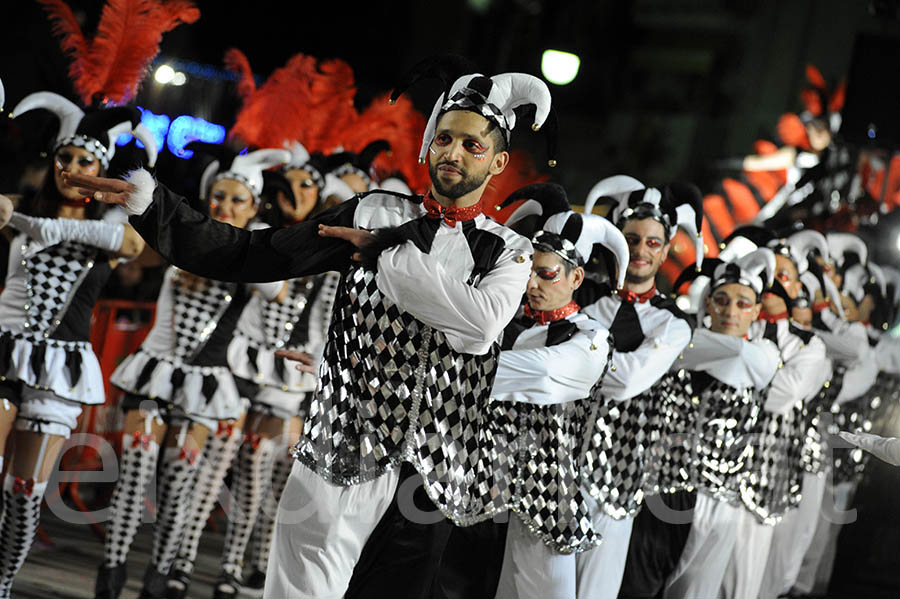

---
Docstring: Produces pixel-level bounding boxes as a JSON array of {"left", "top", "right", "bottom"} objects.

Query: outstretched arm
[
  {"left": 492, "top": 328, "right": 610, "bottom": 405},
  {"left": 64, "top": 169, "right": 359, "bottom": 283}
]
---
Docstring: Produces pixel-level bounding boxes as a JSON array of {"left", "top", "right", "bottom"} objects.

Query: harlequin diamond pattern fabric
[
  {"left": 170, "top": 269, "right": 237, "bottom": 361},
  {"left": 25, "top": 241, "right": 96, "bottom": 333}
]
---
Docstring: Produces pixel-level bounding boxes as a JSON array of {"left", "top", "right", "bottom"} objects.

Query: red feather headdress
[
  {"left": 226, "top": 49, "right": 358, "bottom": 154},
  {"left": 38, "top": 0, "right": 200, "bottom": 106},
  {"left": 342, "top": 93, "right": 429, "bottom": 193},
  {"left": 777, "top": 64, "right": 846, "bottom": 149}
]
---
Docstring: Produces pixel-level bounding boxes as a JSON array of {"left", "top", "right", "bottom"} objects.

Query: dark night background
[
  {"left": 4, "top": 1, "right": 900, "bottom": 596},
  {"left": 6, "top": 0, "right": 900, "bottom": 201}
]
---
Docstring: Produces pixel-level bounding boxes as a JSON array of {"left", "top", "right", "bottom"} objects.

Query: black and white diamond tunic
[
  {"left": 0, "top": 232, "right": 113, "bottom": 404},
  {"left": 491, "top": 310, "right": 611, "bottom": 554},
  {"left": 580, "top": 286, "right": 693, "bottom": 520},
  {"left": 110, "top": 264, "right": 282, "bottom": 423},
  {"left": 739, "top": 319, "right": 827, "bottom": 524},
  {"left": 651, "top": 329, "right": 780, "bottom": 504},
  {"left": 125, "top": 178, "right": 532, "bottom": 525}
]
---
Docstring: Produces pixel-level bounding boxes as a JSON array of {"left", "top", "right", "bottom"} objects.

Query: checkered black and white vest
[
  {"left": 293, "top": 192, "right": 531, "bottom": 525},
  {"left": 646, "top": 369, "right": 762, "bottom": 505},
  {"left": 497, "top": 313, "right": 612, "bottom": 554},
  {"left": 581, "top": 290, "right": 692, "bottom": 520}
]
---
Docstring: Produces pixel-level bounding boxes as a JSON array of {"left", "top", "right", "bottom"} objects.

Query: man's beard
[
  {"left": 625, "top": 264, "right": 657, "bottom": 285},
  {"left": 429, "top": 161, "right": 488, "bottom": 199}
]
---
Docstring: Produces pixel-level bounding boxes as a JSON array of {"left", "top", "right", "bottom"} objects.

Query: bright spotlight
[
  {"left": 171, "top": 72, "right": 187, "bottom": 86},
  {"left": 154, "top": 65, "right": 175, "bottom": 85},
  {"left": 541, "top": 50, "right": 581, "bottom": 86}
]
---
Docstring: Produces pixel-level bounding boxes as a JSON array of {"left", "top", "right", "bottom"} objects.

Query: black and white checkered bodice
[
  {"left": 22, "top": 241, "right": 98, "bottom": 337},
  {"left": 260, "top": 278, "right": 317, "bottom": 349},
  {"left": 170, "top": 269, "right": 239, "bottom": 363}
]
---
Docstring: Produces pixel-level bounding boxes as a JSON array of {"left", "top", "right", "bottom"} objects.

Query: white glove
[
  {"left": 8, "top": 212, "right": 124, "bottom": 253},
  {"left": 838, "top": 430, "right": 900, "bottom": 466}
]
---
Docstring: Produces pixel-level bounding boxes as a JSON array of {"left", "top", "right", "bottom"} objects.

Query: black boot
[
  {"left": 138, "top": 564, "right": 168, "bottom": 599},
  {"left": 165, "top": 568, "right": 191, "bottom": 599},
  {"left": 94, "top": 563, "right": 127, "bottom": 599},
  {"left": 212, "top": 571, "right": 241, "bottom": 599}
]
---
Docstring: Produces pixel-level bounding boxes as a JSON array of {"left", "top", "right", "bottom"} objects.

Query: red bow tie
[
  {"left": 423, "top": 193, "right": 482, "bottom": 227},
  {"left": 617, "top": 285, "right": 657, "bottom": 304},
  {"left": 523, "top": 300, "right": 580, "bottom": 325},
  {"left": 759, "top": 311, "right": 789, "bottom": 324},
  {"left": 245, "top": 432, "right": 262, "bottom": 451},
  {"left": 179, "top": 447, "right": 200, "bottom": 465},
  {"left": 131, "top": 431, "right": 153, "bottom": 450},
  {"left": 217, "top": 422, "right": 235, "bottom": 438},
  {"left": 13, "top": 477, "right": 34, "bottom": 497},
  {"left": 813, "top": 301, "right": 830, "bottom": 313}
]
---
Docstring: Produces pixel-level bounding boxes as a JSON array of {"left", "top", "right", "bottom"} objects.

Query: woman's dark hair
[{"left": 20, "top": 157, "right": 107, "bottom": 220}]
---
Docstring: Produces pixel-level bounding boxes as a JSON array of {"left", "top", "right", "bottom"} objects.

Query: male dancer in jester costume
[
  {"left": 575, "top": 176, "right": 699, "bottom": 599},
  {"left": 65, "top": 56, "right": 557, "bottom": 599}
]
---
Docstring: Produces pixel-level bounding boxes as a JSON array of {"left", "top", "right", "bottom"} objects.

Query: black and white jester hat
[
  {"left": 676, "top": 249, "right": 776, "bottom": 323},
  {"left": 841, "top": 262, "right": 887, "bottom": 306},
  {"left": 321, "top": 140, "right": 391, "bottom": 190},
  {"left": 390, "top": 55, "right": 557, "bottom": 167},
  {"left": 799, "top": 269, "right": 845, "bottom": 318},
  {"left": 539, "top": 212, "right": 630, "bottom": 289},
  {"left": 583, "top": 174, "right": 645, "bottom": 215},
  {"left": 283, "top": 141, "right": 326, "bottom": 191},
  {"left": 496, "top": 182, "right": 630, "bottom": 289},
  {"left": 825, "top": 232, "right": 868, "bottom": 272},
  {"left": 11, "top": 91, "right": 157, "bottom": 169},
  {"left": 719, "top": 226, "right": 829, "bottom": 276},
  {"left": 190, "top": 142, "right": 290, "bottom": 202},
  {"left": 587, "top": 177, "right": 705, "bottom": 269}
]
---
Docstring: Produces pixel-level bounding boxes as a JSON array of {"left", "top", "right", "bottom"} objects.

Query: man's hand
[
  {"left": 318, "top": 225, "right": 374, "bottom": 262},
  {"left": 61, "top": 172, "right": 135, "bottom": 206},
  {"left": 0, "top": 194, "right": 13, "bottom": 229},
  {"left": 275, "top": 350, "right": 317, "bottom": 373}
]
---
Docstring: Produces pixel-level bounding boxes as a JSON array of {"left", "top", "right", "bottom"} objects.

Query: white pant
[
  {"left": 575, "top": 508, "right": 634, "bottom": 599},
  {"left": 721, "top": 509, "right": 774, "bottom": 599},
  {"left": 792, "top": 479, "right": 857, "bottom": 595},
  {"left": 264, "top": 461, "right": 400, "bottom": 599},
  {"left": 758, "top": 472, "right": 827, "bottom": 599},
  {"left": 495, "top": 515, "right": 577, "bottom": 599},
  {"left": 663, "top": 492, "right": 740, "bottom": 599}
]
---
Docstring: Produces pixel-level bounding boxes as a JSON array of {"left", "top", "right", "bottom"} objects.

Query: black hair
[
  {"left": 621, "top": 208, "right": 672, "bottom": 244},
  {"left": 21, "top": 161, "right": 107, "bottom": 220},
  {"left": 533, "top": 241, "right": 578, "bottom": 275},
  {"left": 438, "top": 108, "right": 509, "bottom": 155},
  {"left": 483, "top": 118, "right": 509, "bottom": 154}
]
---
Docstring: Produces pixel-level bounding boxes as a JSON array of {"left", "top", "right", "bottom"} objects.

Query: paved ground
[{"left": 15, "top": 509, "right": 230, "bottom": 599}]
